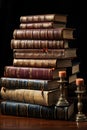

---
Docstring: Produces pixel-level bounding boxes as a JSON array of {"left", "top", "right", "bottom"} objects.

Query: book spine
[
  {"left": 13, "top": 48, "right": 65, "bottom": 52},
  {"left": 4, "top": 67, "right": 55, "bottom": 80},
  {"left": 1, "top": 101, "right": 73, "bottom": 120},
  {"left": 1, "top": 77, "right": 45, "bottom": 89},
  {"left": 13, "top": 59, "right": 57, "bottom": 68},
  {"left": 1, "top": 77, "right": 56, "bottom": 90},
  {"left": 13, "top": 51, "right": 76, "bottom": 59},
  {"left": 13, "top": 52, "right": 66, "bottom": 59},
  {"left": 13, "top": 48, "right": 66, "bottom": 53},
  {"left": 13, "top": 29, "right": 63, "bottom": 40},
  {"left": 19, "top": 22, "right": 56, "bottom": 29},
  {"left": 11, "top": 39, "right": 66, "bottom": 49},
  {"left": 1, "top": 87, "right": 59, "bottom": 106},
  {"left": 20, "top": 14, "right": 56, "bottom": 23}
]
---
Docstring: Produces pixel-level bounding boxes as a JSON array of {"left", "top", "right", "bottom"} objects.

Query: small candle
[
  {"left": 76, "top": 78, "right": 84, "bottom": 86},
  {"left": 59, "top": 71, "right": 66, "bottom": 78}
]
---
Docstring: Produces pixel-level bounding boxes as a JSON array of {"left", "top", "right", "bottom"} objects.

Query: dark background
[{"left": 0, "top": 0, "right": 87, "bottom": 83}]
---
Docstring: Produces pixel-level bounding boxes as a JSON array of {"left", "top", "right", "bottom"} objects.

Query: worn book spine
[
  {"left": 13, "top": 59, "right": 57, "bottom": 68},
  {"left": 13, "top": 28, "right": 74, "bottom": 40},
  {"left": 13, "top": 48, "right": 76, "bottom": 53},
  {"left": 20, "top": 14, "right": 67, "bottom": 23},
  {"left": 19, "top": 22, "right": 66, "bottom": 29},
  {"left": 13, "top": 48, "right": 77, "bottom": 59},
  {"left": 4, "top": 66, "right": 58, "bottom": 80},
  {"left": 11, "top": 39, "right": 69, "bottom": 49},
  {"left": 0, "top": 77, "right": 59, "bottom": 90},
  {"left": 3, "top": 64, "right": 79, "bottom": 80},
  {"left": 13, "top": 52, "right": 76, "bottom": 59},
  {"left": 1, "top": 87, "right": 59, "bottom": 106},
  {"left": 1, "top": 101, "right": 74, "bottom": 120},
  {"left": 13, "top": 58, "right": 76, "bottom": 68}
]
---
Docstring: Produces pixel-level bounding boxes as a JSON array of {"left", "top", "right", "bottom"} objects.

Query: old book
[
  {"left": 11, "top": 39, "right": 70, "bottom": 49},
  {"left": 13, "top": 28, "right": 75, "bottom": 40},
  {"left": 20, "top": 14, "right": 67, "bottom": 23},
  {"left": 0, "top": 77, "right": 59, "bottom": 90},
  {"left": 1, "top": 101, "right": 74, "bottom": 120},
  {"left": 13, "top": 58, "right": 78, "bottom": 68},
  {"left": 1, "top": 62, "right": 79, "bottom": 89},
  {"left": 1, "top": 87, "right": 59, "bottom": 106},
  {"left": 68, "top": 72, "right": 80, "bottom": 83},
  {"left": 71, "top": 62, "right": 80, "bottom": 74},
  {"left": 0, "top": 78, "right": 68, "bottom": 98},
  {"left": 13, "top": 48, "right": 77, "bottom": 59},
  {"left": 19, "top": 22, "right": 66, "bottom": 29},
  {"left": 3, "top": 63, "right": 80, "bottom": 80}
]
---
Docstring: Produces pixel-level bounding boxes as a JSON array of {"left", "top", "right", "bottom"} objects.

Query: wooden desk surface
[{"left": 0, "top": 113, "right": 87, "bottom": 130}]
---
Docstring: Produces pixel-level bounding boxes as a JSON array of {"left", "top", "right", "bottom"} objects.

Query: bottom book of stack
[{"left": 0, "top": 100, "right": 74, "bottom": 120}]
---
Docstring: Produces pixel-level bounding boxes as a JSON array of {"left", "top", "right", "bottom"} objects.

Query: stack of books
[{"left": 0, "top": 14, "right": 79, "bottom": 120}]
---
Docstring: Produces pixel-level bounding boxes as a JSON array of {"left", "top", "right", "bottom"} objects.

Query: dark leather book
[
  {"left": 0, "top": 77, "right": 59, "bottom": 90},
  {"left": 11, "top": 39, "right": 70, "bottom": 49},
  {"left": 3, "top": 63, "right": 79, "bottom": 80},
  {"left": 13, "top": 58, "right": 78, "bottom": 68},
  {"left": 20, "top": 14, "right": 67, "bottom": 23},
  {"left": 1, "top": 101, "right": 74, "bottom": 120},
  {"left": 13, "top": 48, "right": 77, "bottom": 59},
  {"left": 13, "top": 28, "right": 75, "bottom": 40},
  {"left": 0, "top": 63, "right": 79, "bottom": 89},
  {"left": 19, "top": 22, "right": 66, "bottom": 29},
  {"left": 68, "top": 72, "right": 80, "bottom": 84}
]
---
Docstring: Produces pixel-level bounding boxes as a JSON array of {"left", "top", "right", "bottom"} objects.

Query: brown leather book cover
[
  {"left": 19, "top": 22, "right": 66, "bottom": 29},
  {"left": 1, "top": 100, "right": 74, "bottom": 120},
  {"left": 13, "top": 28, "right": 75, "bottom": 40},
  {"left": 20, "top": 14, "right": 67, "bottom": 23},
  {"left": 1, "top": 87, "right": 59, "bottom": 106},
  {"left": 11, "top": 39, "right": 69, "bottom": 49},
  {"left": 13, "top": 48, "right": 77, "bottom": 59}
]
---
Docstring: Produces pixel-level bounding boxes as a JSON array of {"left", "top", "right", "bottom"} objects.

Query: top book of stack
[
  {"left": 19, "top": 14, "right": 68, "bottom": 29},
  {"left": 20, "top": 14, "right": 68, "bottom": 23},
  {"left": 13, "top": 14, "right": 75, "bottom": 40}
]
